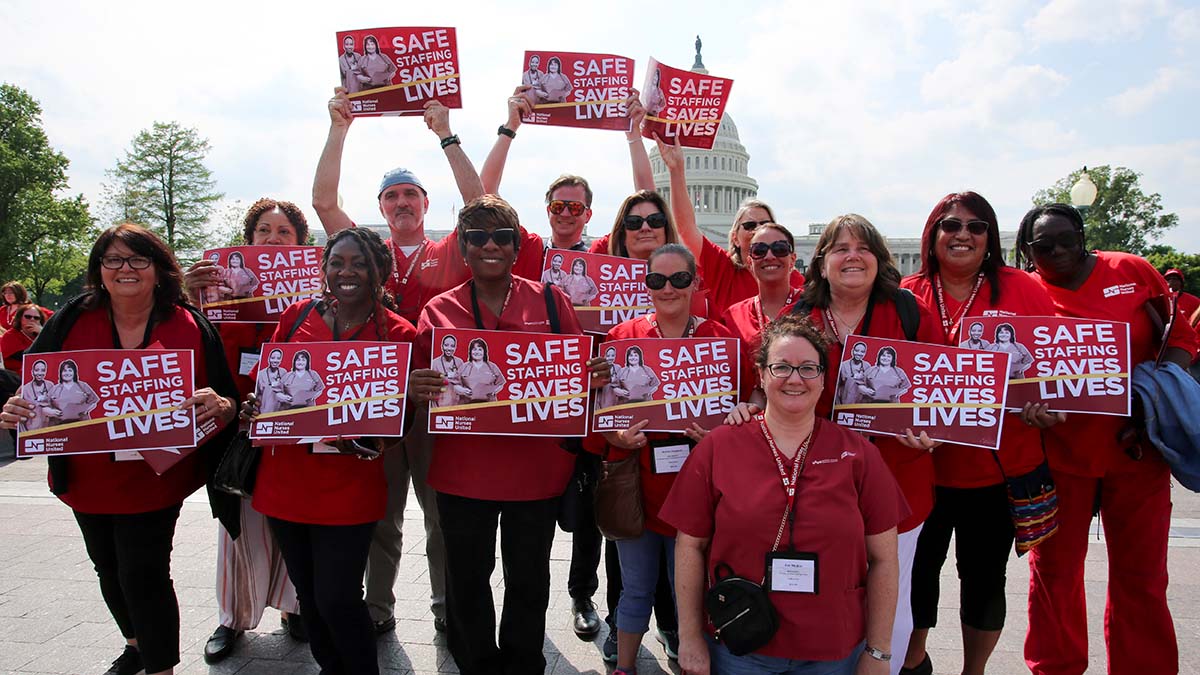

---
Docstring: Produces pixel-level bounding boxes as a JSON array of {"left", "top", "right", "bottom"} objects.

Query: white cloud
[
  {"left": 1106, "top": 67, "right": 1188, "bottom": 116},
  {"left": 1027, "top": 0, "right": 1171, "bottom": 43}
]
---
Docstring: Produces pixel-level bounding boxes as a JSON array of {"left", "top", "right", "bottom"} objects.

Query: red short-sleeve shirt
[
  {"left": 719, "top": 288, "right": 804, "bottom": 401},
  {"left": 698, "top": 238, "right": 804, "bottom": 320},
  {"left": 660, "top": 418, "right": 906, "bottom": 661}
]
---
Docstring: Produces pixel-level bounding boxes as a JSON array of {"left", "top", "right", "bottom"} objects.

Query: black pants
[
  {"left": 269, "top": 517, "right": 377, "bottom": 675},
  {"left": 911, "top": 483, "right": 1014, "bottom": 631},
  {"left": 603, "top": 539, "right": 677, "bottom": 631},
  {"left": 567, "top": 453, "right": 602, "bottom": 601},
  {"left": 74, "top": 504, "right": 182, "bottom": 673},
  {"left": 438, "top": 491, "right": 558, "bottom": 675}
]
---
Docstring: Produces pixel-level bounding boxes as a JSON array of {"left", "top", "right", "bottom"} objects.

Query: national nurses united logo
[
  {"left": 837, "top": 412, "right": 856, "bottom": 426},
  {"left": 256, "top": 421, "right": 274, "bottom": 435},
  {"left": 434, "top": 416, "right": 455, "bottom": 431}
]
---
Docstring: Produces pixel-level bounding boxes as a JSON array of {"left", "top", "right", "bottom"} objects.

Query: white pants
[
  {"left": 215, "top": 497, "right": 299, "bottom": 630},
  {"left": 890, "top": 523, "right": 922, "bottom": 675}
]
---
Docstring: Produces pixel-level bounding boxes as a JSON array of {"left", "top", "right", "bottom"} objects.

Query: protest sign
[
  {"left": 958, "top": 316, "right": 1131, "bottom": 415},
  {"left": 249, "top": 341, "right": 410, "bottom": 444},
  {"left": 17, "top": 350, "right": 196, "bottom": 457},
  {"left": 832, "top": 336, "right": 1010, "bottom": 449},
  {"left": 592, "top": 337, "right": 738, "bottom": 433},
  {"left": 337, "top": 27, "right": 461, "bottom": 117},
  {"left": 200, "top": 246, "right": 323, "bottom": 323},
  {"left": 427, "top": 328, "right": 593, "bottom": 437},
  {"left": 541, "top": 250, "right": 651, "bottom": 334},
  {"left": 640, "top": 58, "right": 733, "bottom": 149},
  {"left": 518, "top": 51, "right": 634, "bottom": 131}
]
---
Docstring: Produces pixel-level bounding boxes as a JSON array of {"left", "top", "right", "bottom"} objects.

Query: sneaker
[
  {"left": 655, "top": 628, "right": 679, "bottom": 660},
  {"left": 601, "top": 628, "right": 618, "bottom": 664},
  {"left": 103, "top": 645, "right": 144, "bottom": 675}
]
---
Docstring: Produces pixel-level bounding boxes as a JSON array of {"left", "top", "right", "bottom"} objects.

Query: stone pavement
[{"left": 2, "top": 441, "right": 1200, "bottom": 674}]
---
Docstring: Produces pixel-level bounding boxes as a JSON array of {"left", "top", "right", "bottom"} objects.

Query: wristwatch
[{"left": 864, "top": 646, "right": 891, "bottom": 662}]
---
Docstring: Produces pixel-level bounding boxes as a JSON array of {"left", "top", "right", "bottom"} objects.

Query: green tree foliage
[
  {"left": 1033, "top": 165, "right": 1178, "bottom": 255},
  {"left": 105, "top": 121, "right": 223, "bottom": 250},
  {"left": 1145, "top": 246, "right": 1200, "bottom": 296}
]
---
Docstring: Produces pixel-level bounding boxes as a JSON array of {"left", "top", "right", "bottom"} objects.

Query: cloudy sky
[{"left": 2, "top": 0, "right": 1197, "bottom": 252}]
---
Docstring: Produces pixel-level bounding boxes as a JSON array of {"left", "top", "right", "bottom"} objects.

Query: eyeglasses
[
  {"left": 548, "top": 199, "right": 588, "bottom": 217},
  {"left": 101, "top": 255, "right": 153, "bottom": 270},
  {"left": 749, "top": 241, "right": 793, "bottom": 260},
  {"left": 739, "top": 219, "right": 774, "bottom": 231},
  {"left": 622, "top": 213, "right": 669, "bottom": 231},
  {"left": 645, "top": 271, "right": 694, "bottom": 290},
  {"left": 938, "top": 218, "right": 990, "bottom": 236},
  {"left": 1026, "top": 232, "right": 1080, "bottom": 256},
  {"left": 463, "top": 228, "right": 518, "bottom": 247},
  {"left": 765, "top": 363, "right": 824, "bottom": 379}
]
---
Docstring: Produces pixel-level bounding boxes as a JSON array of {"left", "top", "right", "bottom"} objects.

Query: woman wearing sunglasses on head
[
  {"left": 899, "top": 192, "right": 1064, "bottom": 675},
  {"left": 594, "top": 243, "right": 735, "bottom": 675},
  {"left": 1015, "top": 203, "right": 1196, "bottom": 675}
]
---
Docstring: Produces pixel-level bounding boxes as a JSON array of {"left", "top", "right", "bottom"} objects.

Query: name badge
[
  {"left": 764, "top": 552, "right": 818, "bottom": 594},
  {"left": 312, "top": 441, "right": 340, "bottom": 455},
  {"left": 238, "top": 349, "right": 260, "bottom": 377},
  {"left": 113, "top": 450, "right": 143, "bottom": 462},
  {"left": 650, "top": 440, "right": 693, "bottom": 474}
]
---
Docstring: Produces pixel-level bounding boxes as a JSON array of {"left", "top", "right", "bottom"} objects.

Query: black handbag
[
  {"left": 704, "top": 563, "right": 779, "bottom": 656},
  {"left": 211, "top": 431, "right": 260, "bottom": 498}
]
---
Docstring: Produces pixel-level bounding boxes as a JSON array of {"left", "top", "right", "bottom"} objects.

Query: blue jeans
[
  {"left": 614, "top": 530, "right": 676, "bottom": 633},
  {"left": 708, "top": 636, "right": 865, "bottom": 675}
]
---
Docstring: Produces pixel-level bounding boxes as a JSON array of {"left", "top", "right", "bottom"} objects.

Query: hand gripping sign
[
  {"left": 427, "top": 328, "right": 593, "bottom": 437},
  {"left": 200, "top": 246, "right": 323, "bottom": 323},
  {"left": 592, "top": 337, "right": 739, "bottom": 433},
  {"left": 540, "top": 250, "right": 652, "bottom": 335},
  {"left": 17, "top": 349, "right": 197, "bottom": 457},
  {"left": 959, "top": 316, "right": 1131, "bottom": 416},
  {"left": 249, "top": 341, "right": 411, "bottom": 444},
  {"left": 337, "top": 27, "right": 461, "bottom": 117},
  {"left": 832, "top": 336, "right": 1011, "bottom": 450},
  {"left": 517, "top": 50, "right": 635, "bottom": 131},
  {"left": 639, "top": 57, "right": 733, "bottom": 150}
]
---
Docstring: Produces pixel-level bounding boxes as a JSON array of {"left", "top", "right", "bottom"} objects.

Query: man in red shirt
[{"left": 1164, "top": 268, "right": 1200, "bottom": 330}]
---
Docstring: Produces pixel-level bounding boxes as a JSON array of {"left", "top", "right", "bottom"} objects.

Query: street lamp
[{"left": 1070, "top": 166, "right": 1098, "bottom": 219}]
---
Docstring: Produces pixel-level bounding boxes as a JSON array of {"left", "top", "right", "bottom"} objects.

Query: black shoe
[
  {"left": 655, "top": 628, "right": 679, "bottom": 660},
  {"left": 373, "top": 616, "right": 397, "bottom": 635},
  {"left": 601, "top": 628, "right": 618, "bottom": 664},
  {"left": 103, "top": 645, "right": 143, "bottom": 675},
  {"left": 434, "top": 617, "right": 448, "bottom": 633},
  {"left": 283, "top": 614, "right": 308, "bottom": 642},
  {"left": 899, "top": 653, "right": 933, "bottom": 675},
  {"left": 572, "top": 598, "right": 601, "bottom": 640},
  {"left": 203, "top": 625, "right": 241, "bottom": 664}
]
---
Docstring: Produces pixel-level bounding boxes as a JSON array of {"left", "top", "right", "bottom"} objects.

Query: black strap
[
  {"left": 283, "top": 300, "right": 321, "bottom": 343},
  {"left": 544, "top": 284, "right": 560, "bottom": 334},
  {"left": 469, "top": 282, "right": 488, "bottom": 330},
  {"left": 893, "top": 288, "right": 920, "bottom": 342}
]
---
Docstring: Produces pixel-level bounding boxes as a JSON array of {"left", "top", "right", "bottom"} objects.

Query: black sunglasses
[
  {"left": 645, "top": 271, "right": 694, "bottom": 290},
  {"left": 622, "top": 213, "right": 669, "bottom": 231},
  {"left": 739, "top": 219, "right": 774, "bottom": 231},
  {"left": 749, "top": 241, "right": 793, "bottom": 260},
  {"left": 463, "top": 228, "right": 517, "bottom": 247},
  {"left": 1026, "top": 232, "right": 1080, "bottom": 256},
  {"left": 938, "top": 218, "right": 990, "bottom": 236}
]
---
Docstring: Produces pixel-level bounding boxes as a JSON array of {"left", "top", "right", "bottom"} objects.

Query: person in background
[{"left": 2, "top": 303, "right": 47, "bottom": 371}]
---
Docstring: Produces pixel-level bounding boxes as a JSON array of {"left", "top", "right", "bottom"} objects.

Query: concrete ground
[{"left": 2, "top": 433, "right": 1199, "bottom": 674}]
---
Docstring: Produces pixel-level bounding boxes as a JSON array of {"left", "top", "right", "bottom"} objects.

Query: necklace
[{"left": 823, "top": 303, "right": 865, "bottom": 343}]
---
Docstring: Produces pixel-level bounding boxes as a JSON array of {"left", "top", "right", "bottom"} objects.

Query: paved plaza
[{"left": 3, "top": 437, "right": 1200, "bottom": 674}]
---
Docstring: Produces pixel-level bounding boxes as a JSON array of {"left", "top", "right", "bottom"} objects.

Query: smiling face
[
  {"left": 550, "top": 254, "right": 563, "bottom": 271},
  {"left": 268, "top": 350, "right": 283, "bottom": 368},
  {"left": 1028, "top": 213, "right": 1086, "bottom": 287},
  {"left": 547, "top": 184, "right": 591, "bottom": 245},
  {"left": 365, "top": 37, "right": 378, "bottom": 54},
  {"left": 627, "top": 349, "right": 642, "bottom": 367},
  {"left": 324, "top": 238, "right": 371, "bottom": 308},
  {"left": 822, "top": 228, "right": 877, "bottom": 297},
  {"left": 605, "top": 347, "right": 616, "bottom": 364},
  {"left": 969, "top": 323, "right": 984, "bottom": 340},
  {"left": 463, "top": 222, "right": 517, "bottom": 283},
  {"left": 851, "top": 342, "right": 867, "bottom": 361},
  {"left": 529, "top": 55, "right": 540, "bottom": 71},
  {"left": 343, "top": 36, "right": 355, "bottom": 54},
  {"left": 736, "top": 206, "right": 773, "bottom": 261},
  {"left": 761, "top": 335, "right": 823, "bottom": 416},
  {"left": 934, "top": 203, "right": 988, "bottom": 277},
  {"left": 228, "top": 252, "right": 244, "bottom": 268},
  {"left": 295, "top": 353, "right": 310, "bottom": 371},
  {"left": 441, "top": 336, "right": 457, "bottom": 356},
  {"left": 379, "top": 184, "right": 429, "bottom": 241},
  {"left": 2, "top": 288, "right": 15, "bottom": 304},
  {"left": 749, "top": 227, "right": 795, "bottom": 286},
  {"left": 252, "top": 208, "right": 300, "bottom": 245},
  {"left": 997, "top": 326, "right": 1013, "bottom": 343},
  {"left": 548, "top": 58, "right": 560, "bottom": 74},
  {"left": 647, "top": 251, "right": 694, "bottom": 319},
  {"left": 623, "top": 201, "right": 667, "bottom": 260},
  {"left": 470, "top": 343, "right": 485, "bottom": 361},
  {"left": 572, "top": 259, "right": 586, "bottom": 275},
  {"left": 32, "top": 361, "right": 46, "bottom": 382},
  {"left": 100, "top": 241, "right": 157, "bottom": 306},
  {"left": 61, "top": 363, "right": 77, "bottom": 383}
]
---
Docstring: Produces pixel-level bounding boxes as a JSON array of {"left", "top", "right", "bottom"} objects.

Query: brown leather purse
[{"left": 593, "top": 450, "right": 644, "bottom": 540}]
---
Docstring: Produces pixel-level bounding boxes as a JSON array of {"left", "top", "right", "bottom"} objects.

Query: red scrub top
[
  {"left": 698, "top": 238, "right": 805, "bottom": 321},
  {"left": 251, "top": 300, "right": 416, "bottom": 525},
  {"left": 661, "top": 417, "right": 906, "bottom": 662},
  {"left": 903, "top": 267, "right": 1057, "bottom": 487},
  {"left": 416, "top": 276, "right": 584, "bottom": 501},
  {"left": 1031, "top": 252, "right": 1198, "bottom": 477},
  {"left": 719, "top": 287, "right": 804, "bottom": 401},
  {"left": 1, "top": 328, "right": 33, "bottom": 371}
]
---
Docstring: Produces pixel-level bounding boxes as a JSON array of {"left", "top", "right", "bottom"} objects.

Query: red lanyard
[
  {"left": 933, "top": 273, "right": 984, "bottom": 342},
  {"left": 822, "top": 307, "right": 854, "bottom": 344},
  {"left": 389, "top": 240, "right": 428, "bottom": 294},
  {"left": 757, "top": 413, "right": 814, "bottom": 552},
  {"left": 649, "top": 313, "right": 696, "bottom": 338},
  {"left": 756, "top": 288, "right": 799, "bottom": 330}
]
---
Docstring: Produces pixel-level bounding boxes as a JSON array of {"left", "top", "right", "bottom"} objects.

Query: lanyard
[
  {"left": 649, "top": 313, "right": 696, "bottom": 338},
  {"left": 469, "top": 280, "right": 514, "bottom": 330},
  {"left": 389, "top": 240, "right": 428, "bottom": 307},
  {"left": 821, "top": 294, "right": 877, "bottom": 345},
  {"left": 755, "top": 288, "right": 799, "bottom": 330},
  {"left": 757, "top": 413, "right": 814, "bottom": 553},
  {"left": 933, "top": 273, "right": 984, "bottom": 342},
  {"left": 108, "top": 310, "right": 156, "bottom": 349}
]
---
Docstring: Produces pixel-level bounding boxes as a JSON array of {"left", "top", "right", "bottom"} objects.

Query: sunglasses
[
  {"left": 21, "top": 314, "right": 42, "bottom": 321},
  {"left": 645, "top": 271, "right": 694, "bottom": 290},
  {"left": 463, "top": 228, "right": 518, "bottom": 247},
  {"left": 622, "top": 213, "right": 669, "bottom": 231},
  {"left": 739, "top": 219, "right": 774, "bottom": 232},
  {"left": 938, "top": 218, "right": 990, "bottom": 236},
  {"left": 548, "top": 199, "right": 587, "bottom": 217},
  {"left": 101, "top": 255, "right": 153, "bottom": 270},
  {"left": 1026, "top": 232, "right": 1080, "bottom": 256},
  {"left": 749, "top": 240, "right": 793, "bottom": 260}
]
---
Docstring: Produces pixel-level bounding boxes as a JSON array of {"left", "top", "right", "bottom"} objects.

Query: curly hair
[
  {"left": 84, "top": 224, "right": 185, "bottom": 323},
  {"left": 322, "top": 227, "right": 395, "bottom": 340},
  {"left": 242, "top": 197, "right": 310, "bottom": 245},
  {"left": 756, "top": 314, "right": 832, "bottom": 373}
]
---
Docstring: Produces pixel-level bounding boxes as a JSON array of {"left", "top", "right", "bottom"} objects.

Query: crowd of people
[{"left": 0, "top": 82, "right": 1197, "bottom": 675}]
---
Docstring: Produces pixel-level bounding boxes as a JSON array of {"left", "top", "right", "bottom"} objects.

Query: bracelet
[
  {"left": 497, "top": 125, "right": 516, "bottom": 139},
  {"left": 439, "top": 134, "right": 461, "bottom": 149},
  {"left": 864, "top": 646, "right": 891, "bottom": 662}
]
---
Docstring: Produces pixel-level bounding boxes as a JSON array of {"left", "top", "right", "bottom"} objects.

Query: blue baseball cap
[{"left": 377, "top": 167, "right": 426, "bottom": 198}]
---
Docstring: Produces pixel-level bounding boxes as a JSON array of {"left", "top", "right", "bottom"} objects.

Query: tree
[
  {"left": 10, "top": 189, "right": 94, "bottom": 300},
  {"left": 1145, "top": 247, "right": 1200, "bottom": 296},
  {"left": 105, "top": 121, "right": 223, "bottom": 250},
  {"left": 1033, "top": 165, "right": 1178, "bottom": 255}
]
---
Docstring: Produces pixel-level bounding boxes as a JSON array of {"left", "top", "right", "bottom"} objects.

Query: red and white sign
[
  {"left": 250, "top": 341, "right": 411, "bottom": 444},
  {"left": 640, "top": 58, "right": 733, "bottom": 150},
  {"left": 518, "top": 51, "right": 635, "bottom": 131},
  {"left": 959, "top": 316, "right": 1131, "bottom": 416},
  {"left": 17, "top": 349, "right": 197, "bottom": 457},
  {"left": 427, "top": 328, "right": 593, "bottom": 437},
  {"left": 592, "top": 337, "right": 738, "bottom": 433},
  {"left": 200, "top": 246, "right": 323, "bottom": 323},
  {"left": 541, "top": 250, "right": 651, "bottom": 335},
  {"left": 337, "top": 27, "right": 461, "bottom": 117},
  {"left": 832, "top": 336, "right": 1010, "bottom": 450}
]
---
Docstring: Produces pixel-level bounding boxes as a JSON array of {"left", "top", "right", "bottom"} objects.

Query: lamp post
[{"left": 1070, "top": 166, "right": 1098, "bottom": 220}]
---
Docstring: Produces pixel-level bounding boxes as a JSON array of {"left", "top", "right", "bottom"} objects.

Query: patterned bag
[{"left": 992, "top": 446, "right": 1059, "bottom": 556}]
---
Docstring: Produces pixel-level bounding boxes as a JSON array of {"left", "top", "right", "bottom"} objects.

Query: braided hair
[
  {"left": 1014, "top": 203, "right": 1085, "bottom": 272},
  {"left": 242, "top": 197, "right": 310, "bottom": 244},
  {"left": 321, "top": 228, "right": 396, "bottom": 340}
]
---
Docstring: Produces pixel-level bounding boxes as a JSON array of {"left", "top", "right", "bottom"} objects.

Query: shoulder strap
[
  {"left": 893, "top": 288, "right": 920, "bottom": 341},
  {"left": 544, "top": 284, "right": 561, "bottom": 334},
  {"left": 789, "top": 298, "right": 813, "bottom": 317},
  {"left": 283, "top": 299, "right": 321, "bottom": 343}
]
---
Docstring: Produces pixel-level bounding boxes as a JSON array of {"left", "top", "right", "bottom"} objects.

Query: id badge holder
[
  {"left": 238, "top": 349, "right": 260, "bottom": 377},
  {"left": 649, "top": 438, "right": 696, "bottom": 474},
  {"left": 764, "top": 552, "right": 818, "bottom": 594}
]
